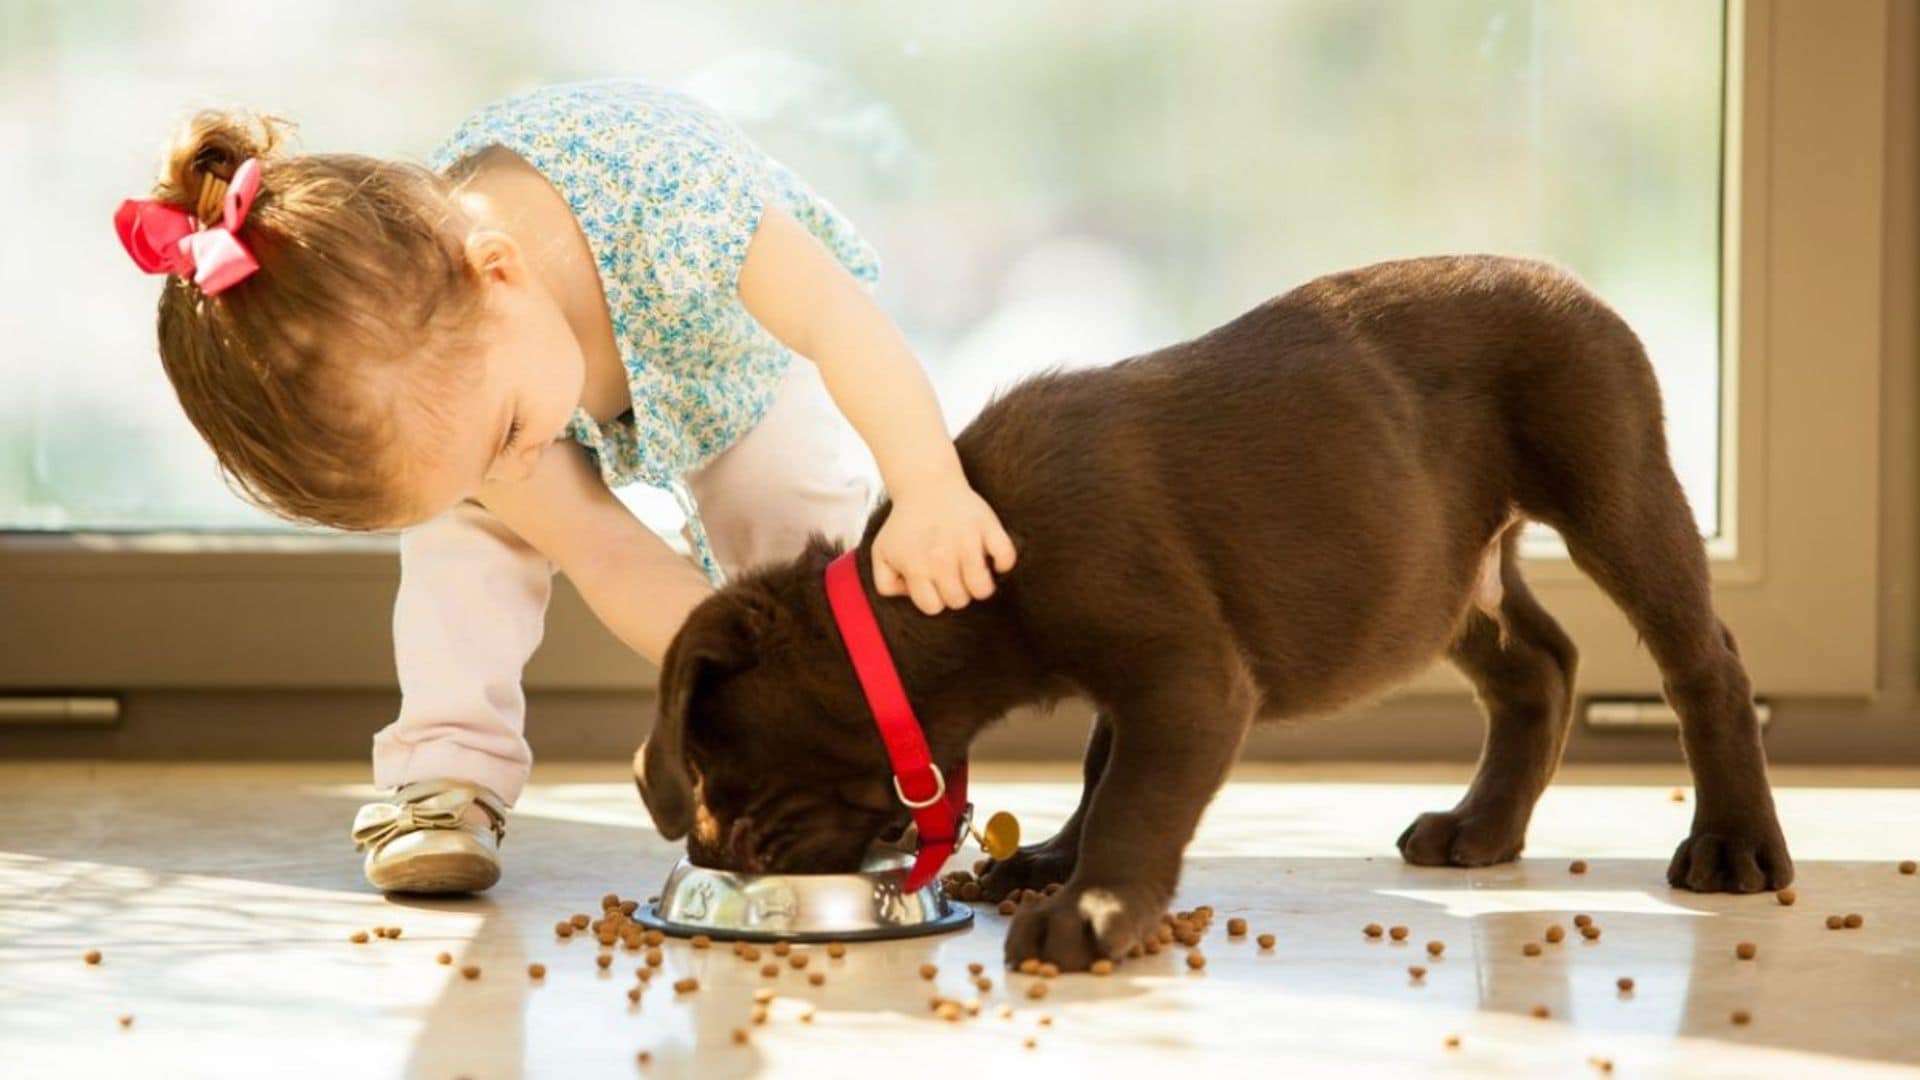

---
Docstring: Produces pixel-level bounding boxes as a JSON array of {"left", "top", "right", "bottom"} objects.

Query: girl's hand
[{"left": 872, "top": 479, "right": 1017, "bottom": 614}]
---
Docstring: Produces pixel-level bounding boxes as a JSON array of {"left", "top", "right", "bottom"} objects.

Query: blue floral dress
[{"left": 429, "top": 79, "right": 880, "bottom": 582}]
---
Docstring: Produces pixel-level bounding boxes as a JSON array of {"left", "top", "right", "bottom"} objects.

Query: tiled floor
[{"left": 2, "top": 761, "right": 1917, "bottom": 1079}]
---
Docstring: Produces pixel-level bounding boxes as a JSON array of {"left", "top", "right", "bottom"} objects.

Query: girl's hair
[{"left": 148, "top": 108, "right": 484, "bottom": 530}]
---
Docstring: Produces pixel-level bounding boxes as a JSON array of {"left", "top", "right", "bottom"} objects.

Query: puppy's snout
[{"left": 725, "top": 816, "right": 764, "bottom": 873}]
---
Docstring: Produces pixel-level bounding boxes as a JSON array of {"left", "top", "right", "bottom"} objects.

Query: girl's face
[{"left": 394, "top": 230, "right": 585, "bottom": 525}]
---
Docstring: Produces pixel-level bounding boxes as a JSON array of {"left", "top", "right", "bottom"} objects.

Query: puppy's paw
[
  {"left": 977, "top": 840, "right": 1077, "bottom": 902},
  {"left": 1396, "top": 810, "right": 1524, "bottom": 867},
  {"left": 1002, "top": 882, "right": 1159, "bottom": 972},
  {"left": 1667, "top": 827, "right": 1793, "bottom": 893}
]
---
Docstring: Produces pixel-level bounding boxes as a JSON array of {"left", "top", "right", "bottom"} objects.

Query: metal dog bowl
[{"left": 634, "top": 841, "right": 974, "bottom": 943}]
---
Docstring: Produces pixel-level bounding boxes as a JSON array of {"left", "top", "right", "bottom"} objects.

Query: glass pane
[{"left": 3, "top": 0, "right": 1722, "bottom": 536}]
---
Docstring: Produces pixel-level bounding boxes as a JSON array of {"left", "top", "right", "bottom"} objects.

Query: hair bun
[{"left": 157, "top": 108, "right": 296, "bottom": 226}]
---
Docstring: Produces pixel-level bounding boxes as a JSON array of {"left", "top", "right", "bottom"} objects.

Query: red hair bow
[{"left": 113, "top": 157, "right": 263, "bottom": 296}]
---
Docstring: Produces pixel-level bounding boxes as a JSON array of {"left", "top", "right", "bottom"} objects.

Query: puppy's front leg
[
  {"left": 978, "top": 713, "right": 1111, "bottom": 900},
  {"left": 1003, "top": 666, "right": 1255, "bottom": 971}
]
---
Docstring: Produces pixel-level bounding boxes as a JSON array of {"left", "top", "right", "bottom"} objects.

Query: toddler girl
[{"left": 116, "top": 79, "right": 1014, "bottom": 893}]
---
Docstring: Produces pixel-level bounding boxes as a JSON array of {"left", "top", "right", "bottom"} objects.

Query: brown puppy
[{"left": 634, "top": 255, "right": 1793, "bottom": 970}]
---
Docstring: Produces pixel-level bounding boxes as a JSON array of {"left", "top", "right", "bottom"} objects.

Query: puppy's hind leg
[
  {"left": 1399, "top": 523, "right": 1578, "bottom": 867},
  {"left": 977, "top": 713, "right": 1111, "bottom": 902}
]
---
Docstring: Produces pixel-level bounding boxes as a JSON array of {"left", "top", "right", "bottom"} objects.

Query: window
[{"left": 4, "top": 1, "right": 1723, "bottom": 536}]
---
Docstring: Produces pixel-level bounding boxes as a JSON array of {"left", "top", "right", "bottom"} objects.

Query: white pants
[{"left": 371, "top": 362, "right": 872, "bottom": 803}]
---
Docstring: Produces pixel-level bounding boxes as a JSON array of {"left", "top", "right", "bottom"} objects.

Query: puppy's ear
[{"left": 634, "top": 594, "right": 762, "bottom": 840}]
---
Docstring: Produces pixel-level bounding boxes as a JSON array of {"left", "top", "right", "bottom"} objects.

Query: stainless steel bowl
[{"left": 634, "top": 844, "right": 974, "bottom": 943}]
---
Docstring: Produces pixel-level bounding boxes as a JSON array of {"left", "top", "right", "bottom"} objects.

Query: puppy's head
[{"left": 634, "top": 541, "right": 908, "bottom": 874}]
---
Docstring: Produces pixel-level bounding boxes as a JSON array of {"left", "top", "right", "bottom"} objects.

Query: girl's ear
[{"left": 463, "top": 230, "right": 527, "bottom": 286}]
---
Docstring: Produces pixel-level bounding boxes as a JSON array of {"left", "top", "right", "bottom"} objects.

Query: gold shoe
[{"left": 353, "top": 779, "right": 507, "bottom": 894}]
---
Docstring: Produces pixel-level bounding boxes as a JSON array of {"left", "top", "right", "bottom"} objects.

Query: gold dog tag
[{"left": 980, "top": 811, "right": 1021, "bottom": 861}]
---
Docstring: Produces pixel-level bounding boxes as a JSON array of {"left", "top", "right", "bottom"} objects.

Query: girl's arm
[
  {"left": 738, "top": 205, "right": 1016, "bottom": 615},
  {"left": 478, "top": 442, "right": 711, "bottom": 666}
]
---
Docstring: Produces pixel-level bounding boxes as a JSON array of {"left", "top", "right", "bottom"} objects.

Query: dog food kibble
[
  {"left": 643, "top": 948, "right": 662, "bottom": 968},
  {"left": 373, "top": 927, "right": 388, "bottom": 939},
  {"left": 935, "top": 1001, "right": 963, "bottom": 1023},
  {"left": 570, "top": 913, "right": 590, "bottom": 929},
  {"left": 636, "top": 1051, "right": 652, "bottom": 1066},
  {"left": 789, "top": 954, "right": 810, "bottom": 970},
  {"left": 1826, "top": 915, "right": 1846, "bottom": 930},
  {"left": 437, "top": 952, "right": 453, "bottom": 965},
  {"left": 975, "top": 976, "right": 994, "bottom": 992},
  {"left": 528, "top": 963, "right": 546, "bottom": 979},
  {"left": 1570, "top": 860, "right": 1589, "bottom": 874},
  {"left": 1545, "top": 925, "right": 1566, "bottom": 944},
  {"left": 1388, "top": 926, "right": 1409, "bottom": 942},
  {"left": 1617, "top": 976, "right": 1635, "bottom": 993},
  {"left": 751, "top": 1005, "right": 769, "bottom": 1026},
  {"left": 1091, "top": 959, "right": 1115, "bottom": 975},
  {"left": 1523, "top": 943, "right": 1543, "bottom": 957},
  {"left": 1590, "top": 1057, "right": 1616, "bottom": 1074},
  {"left": 1026, "top": 981, "right": 1050, "bottom": 1000},
  {"left": 1531, "top": 1005, "right": 1551, "bottom": 1020},
  {"left": 1669, "top": 788, "right": 1686, "bottom": 802},
  {"left": 967, "top": 961, "right": 984, "bottom": 976},
  {"left": 644, "top": 930, "right": 665, "bottom": 947},
  {"left": 1227, "top": 918, "right": 1248, "bottom": 937},
  {"left": 461, "top": 965, "right": 481, "bottom": 980},
  {"left": 1444, "top": 1035, "right": 1461, "bottom": 1050},
  {"left": 1023, "top": 1037, "right": 1038, "bottom": 1050},
  {"left": 1573, "top": 914, "right": 1593, "bottom": 929},
  {"left": 554, "top": 921, "right": 574, "bottom": 938},
  {"left": 1037, "top": 1013, "right": 1054, "bottom": 1027},
  {"left": 1186, "top": 951, "right": 1207, "bottom": 971},
  {"left": 1425, "top": 941, "right": 1445, "bottom": 957},
  {"left": 772, "top": 941, "right": 791, "bottom": 957},
  {"left": 596, "top": 930, "right": 617, "bottom": 946},
  {"left": 387, "top": 927, "right": 403, "bottom": 939},
  {"left": 1580, "top": 925, "right": 1602, "bottom": 941},
  {"left": 673, "top": 977, "right": 699, "bottom": 994},
  {"left": 731, "top": 1027, "right": 749, "bottom": 1046},
  {"left": 601, "top": 893, "right": 620, "bottom": 910},
  {"left": 740, "top": 945, "right": 761, "bottom": 962},
  {"left": 349, "top": 931, "right": 370, "bottom": 944},
  {"left": 800, "top": 1007, "right": 817, "bottom": 1024},
  {"left": 808, "top": 972, "right": 826, "bottom": 987},
  {"left": 960, "top": 881, "right": 983, "bottom": 902},
  {"left": 117, "top": 1015, "right": 133, "bottom": 1029},
  {"left": 620, "top": 900, "right": 639, "bottom": 916},
  {"left": 626, "top": 986, "right": 643, "bottom": 1004},
  {"left": 1038, "top": 962, "right": 1061, "bottom": 979},
  {"left": 1364, "top": 923, "right": 1384, "bottom": 939},
  {"left": 761, "top": 963, "right": 779, "bottom": 978},
  {"left": 1735, "top": 942, "right": 1757, "bottom": 960},
  {"left": 827, "top": 942, "right": 847, "bottom": 959},
  {"left": 596, "top": 954, "right": 613, "bottom": 970},
  {"left": 1732, "top": 1009, "right": 1751, "bottom": 1026},
  {"left": 1845, "top": 913, "right": 1864, "bottom": 928},
  {"left": 690, "top": 934, "right": 711, "bottom": 949},
  {"left": 1901, "top": 860, "right": 1917, "bottom": 875},
  {"left": 637, "top": 967, "right": 654, "bottom": 982},
  {"left": 1408, "top": 965, "right": 1427, "bottom": 980},
  {"left": 919, "top": 963, "right": 938, "bottom": 980},
  {"left": 1257, "top": 933, "right": 1276, "bottom": 949},
  {"left": 84, "top": 950, "right": 102, "bottom": 965},
  {"left": 753, "top": 987, "right": 776, "bottom": 1005},
  {"left": 1777, "top": 889, "right": 1797, "bottom": 906},
  {"left": 1018, "top": 958, "right": 1042, "bottom": 975},
  {"left": 998, "top": 900, "right": 1017, "bottom": 916}
]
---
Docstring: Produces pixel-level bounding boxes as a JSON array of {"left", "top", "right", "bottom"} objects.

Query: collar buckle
[{"left": 892, "top": 763, "right": 947, "bottom": 810}]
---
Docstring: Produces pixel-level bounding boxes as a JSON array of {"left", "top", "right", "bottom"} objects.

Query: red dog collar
[{"left": 824, "top": 549, "right": 968, "bottom": 892}]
